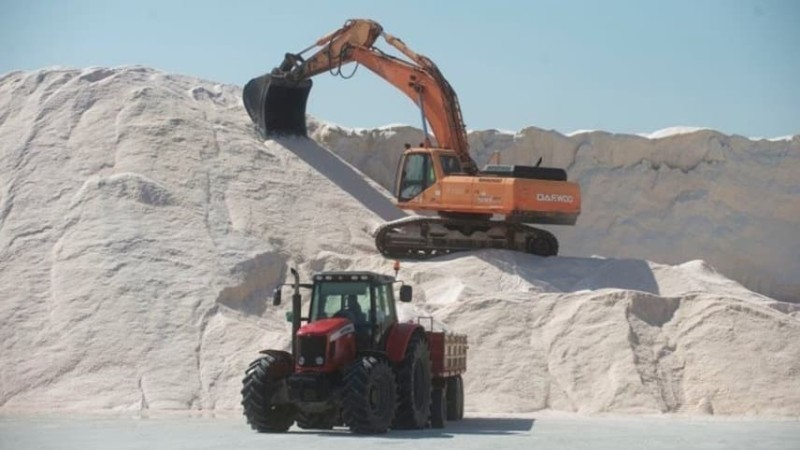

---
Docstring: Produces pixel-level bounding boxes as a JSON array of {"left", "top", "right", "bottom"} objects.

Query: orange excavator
[{"left": 243, "top": 19, "right": 580, "bottom": 258}]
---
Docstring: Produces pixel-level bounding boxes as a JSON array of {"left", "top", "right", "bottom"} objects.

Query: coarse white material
[{"left": 0, "top": 67, "right": 798, "bottom": 416}]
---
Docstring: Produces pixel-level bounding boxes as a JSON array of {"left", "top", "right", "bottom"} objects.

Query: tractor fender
[
  {"left": 257, "top": 349, "right": 294, "bottom": 377},
  {"left": 385, "top": 323, "right": 426, "bottom": 364}
]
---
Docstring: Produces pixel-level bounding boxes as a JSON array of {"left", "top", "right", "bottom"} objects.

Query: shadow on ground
[
  {"left": 276, "top": 136, "right": 406, "bottom": 222},
  {"left": 421, "top": 250, "right": 663, "bottom": 295},
  {"left": 295, "top": 417, "right": 535, "bottom": 439}
]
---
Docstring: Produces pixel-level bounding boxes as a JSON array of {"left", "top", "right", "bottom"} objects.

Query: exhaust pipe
[
  {"left": 290, "top": 268, "right": 302, "bottom": 360},
  {"left": 243, "top": 74, "right": 312, "bottom": 138}
]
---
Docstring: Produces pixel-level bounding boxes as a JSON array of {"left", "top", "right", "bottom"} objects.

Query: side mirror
[
  {"left": 285, "top": 311, "right": 294, "bottom": 323},
  {"left": 273, "top": 287, "right": 282, "bottom": 306},
  {"left": 399, "top": 285, "right": 412, "bottom": 302}
]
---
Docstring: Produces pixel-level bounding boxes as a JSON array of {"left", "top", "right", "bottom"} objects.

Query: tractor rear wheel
[
  {"left": 341, "top": 356, "right": 396, "bottom": 434},
  {"left": 393, "top": 333, "right": 432, "bottom": 429},
  {"left": 446, "top": 375, "right": 464, "bottom": 420},
  {"left": 241, "top": 352, "right": 296, "bottom": 432}
]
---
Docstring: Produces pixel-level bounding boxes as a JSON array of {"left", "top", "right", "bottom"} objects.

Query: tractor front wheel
[
  {"left": 341, "top": 356, "right": 397, "bottom": 434},
  {"left": 241, "top": 353, "right": 296, "bottom": 432}
]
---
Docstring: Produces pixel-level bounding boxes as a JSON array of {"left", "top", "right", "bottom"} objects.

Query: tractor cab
[
  {"left": 274, "top": 270, "right": 413, "bottom": 372},
  {"left": 308, "top": 272, "right": 409, "bottom": 350}
]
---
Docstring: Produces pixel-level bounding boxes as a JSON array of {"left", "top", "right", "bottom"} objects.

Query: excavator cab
[
  {"left": 397, "top": 152, "right": 436, "bottom": 201},
  {"left": 242, "top": 73, "right": 312, "bottom": 137},
  {"left": 396, "top": 149, "right": 464, "bottom": 202}
]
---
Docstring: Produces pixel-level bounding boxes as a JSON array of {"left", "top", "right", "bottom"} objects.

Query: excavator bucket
[{"left": 242, "top": 74, "right": 312, "bottom": 138}]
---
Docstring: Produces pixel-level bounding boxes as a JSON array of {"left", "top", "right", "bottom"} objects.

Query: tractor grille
[{"left": 298, "top": 335, "right": 327, "bottom": 367}]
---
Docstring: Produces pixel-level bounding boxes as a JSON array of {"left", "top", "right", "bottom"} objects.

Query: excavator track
[{"left": 374, "top": 216, "right": 559, "bottom": 259}]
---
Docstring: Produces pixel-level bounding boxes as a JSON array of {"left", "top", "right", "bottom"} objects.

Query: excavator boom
[
  {"left": 243, "top": 20, "right": 382, "bottom": 137},
  {"left": 243, "top": 19, "right": 477, "bottom": 173}
]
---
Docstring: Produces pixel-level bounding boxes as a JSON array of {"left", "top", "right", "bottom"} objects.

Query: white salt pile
[{"left": 0, "top": 67, "right": 797, "bottom": 416}]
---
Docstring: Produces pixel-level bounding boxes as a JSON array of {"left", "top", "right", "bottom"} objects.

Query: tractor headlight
[
  {"left": 298, "top": 356, "right": 305, "bottom": 365},
  {"left": 315, "top": 356, "right": 324, "bottom": 365}
]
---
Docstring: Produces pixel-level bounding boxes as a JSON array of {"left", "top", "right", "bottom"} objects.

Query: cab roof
[{"left": 313, "top": 271, "right": 396, "bottom": 284}]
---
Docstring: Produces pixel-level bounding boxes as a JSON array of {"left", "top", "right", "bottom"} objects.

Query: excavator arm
[
  {"left": 243, "top": 19, "right": 478, "bottom": 174},
  {"left": 274, "top": 19, "right": 383, "bottom": 80}
]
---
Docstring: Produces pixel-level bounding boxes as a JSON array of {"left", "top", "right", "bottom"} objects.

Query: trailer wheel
[
  {"left": 241, "top": 353, "right": 296, "bottom": 432},
  {"left": 342, "top": 356, "right": 396, "bottom": 434},
  {"left": 446, "top": 375, "right": 464, "bottom": 420},
  {"left": 431, "top": 386, "right": 446, "bottom": 428},
  {"left": 394, "top": 332, "right": 432, "bottom": 429}
]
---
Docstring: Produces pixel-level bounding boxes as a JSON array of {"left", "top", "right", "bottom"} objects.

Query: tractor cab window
[
  {"left": 311, "top": 282, "right": 370, "bottom": 324},
  {"left": 372, "top": 283, "right": 397, "bottom": 345},
  {"left": 374, "top": 284, "right": 396, "bottom": 325},
  {"left": 440, "top": 155, "right": 462, "bottom": 175},
  {"left": 398, "top": 153, "right": 435, "bottom": 201}
]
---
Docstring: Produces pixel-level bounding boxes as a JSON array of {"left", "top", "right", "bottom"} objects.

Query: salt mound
[
  {"left": 0, "top": 67, "right": 401, "bottom": 411},
  {"left": 398, "top": 251, "right": 800, "bottom": 415},
  {"left": 312, "top": 122, "right": 800, "bottom": 302},
  {"left": 0, "top": 67, "right": 798, "bottom": 416}
]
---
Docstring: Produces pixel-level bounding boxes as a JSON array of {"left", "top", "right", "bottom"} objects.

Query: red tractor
[{"left": 241, "top": 268, "right": 467, "bottom": 433}]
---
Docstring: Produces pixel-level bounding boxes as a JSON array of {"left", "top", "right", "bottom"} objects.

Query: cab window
[
  {"left": 399, "top": 153, "right": 435, "bottom": 201},
  {"left": 372, "top": 283, "right": 397, "bottom": 343},
  {"left": 440, "top": 155, "right": 462, "bottom": 175},
  {"left": 311, "top": 282, "right": 370, "bottom": 322},
  {"left": 374, "top": 284, "right": 394, "bottom": 325}
]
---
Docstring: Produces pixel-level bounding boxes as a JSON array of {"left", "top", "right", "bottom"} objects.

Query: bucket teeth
[{"left": 243, "top": 75, "right": 312, "bottom": 138}]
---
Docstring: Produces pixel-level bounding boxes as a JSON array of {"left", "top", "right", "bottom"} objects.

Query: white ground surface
[
  {"left": 1, "top": 67, "right": 799, "bottom": 419},
  {"left": 1, "top": 414, "right": 798, "bottom": 450}
]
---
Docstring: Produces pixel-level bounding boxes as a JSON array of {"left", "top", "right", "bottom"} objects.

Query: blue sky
[{"left": 2, "top": 0, "right": 798, "bottom": 137}]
